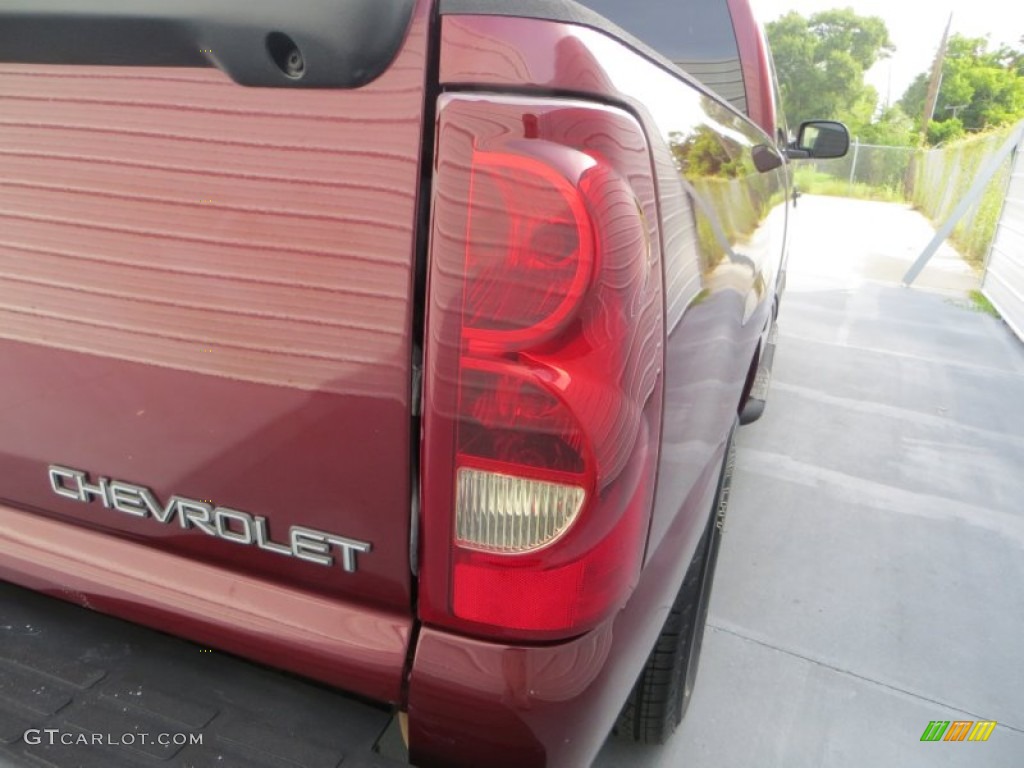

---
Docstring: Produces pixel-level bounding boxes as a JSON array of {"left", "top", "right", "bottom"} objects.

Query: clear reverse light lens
[{"left": 455, "top": 467, "right": 585, "bottom": 554}]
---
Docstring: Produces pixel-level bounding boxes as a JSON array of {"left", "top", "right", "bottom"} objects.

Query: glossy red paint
[
  {"left": 409, "top": 442, "right": 729, "bottom": 768},
  {"left": 0, "top": 0, "right": 432, "bottom": 698},
  {"left": 0, "top": 503, "right": 411, "bottom": 703},
  {"left": 727, "top": 0, "right": 778, "bottom": 138},
  {"left": 0, "top": 1, "right": 431, "bottom": 610},
  {"left": 2, "top": 2, "right": 789, "bottom": 764},
  {"left": 407, "top": 11, "right": 787, "bottom": 767},
  {"left": 435, "top": 12, "right": 783, "bottom": 555}
]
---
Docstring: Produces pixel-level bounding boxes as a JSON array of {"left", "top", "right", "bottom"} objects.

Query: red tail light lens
[
  {"left": 420, "top": 95, "right": 664, "bottom": 641},
  {"left": 463, "top": 151, "right": 595, "bottom": 345},
  {"left": 457, "top": 362, "right": 588, "bottom": 476}
]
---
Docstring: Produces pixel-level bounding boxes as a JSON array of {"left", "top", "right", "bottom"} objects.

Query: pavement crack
[{"left": 706, "top": 622, "right": 1024, "bottom": 735}]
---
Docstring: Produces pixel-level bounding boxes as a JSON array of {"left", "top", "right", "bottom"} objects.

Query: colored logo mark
[{"left": 920, "top": 720, "right": 997, "bottom": 742}]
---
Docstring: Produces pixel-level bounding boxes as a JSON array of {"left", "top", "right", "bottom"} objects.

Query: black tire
[{"left": 614, "top": 423, "right": 736, "bottom": 744}]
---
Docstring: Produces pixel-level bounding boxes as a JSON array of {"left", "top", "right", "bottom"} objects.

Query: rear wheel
[{"left": 614, "top": 423, "right": 735, "bottom": 744}]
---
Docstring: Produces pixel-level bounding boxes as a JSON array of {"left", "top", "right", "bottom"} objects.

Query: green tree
[
  {"left": 669, "top": 127, "right": 746, "bottom": 179},
  {"left": 926, "top": 117, "right": 965, "bottom": 145},
  {"left": 857, "top": 105, "right": 916, "bottom": 145},
  {"left": 997, "top": 36, "right": 1024, "bottom": 77},
  {"left": 767, "top": 8, "right": 894, "bottom": 128},
  {"left": 901, "top": 35, "right": 1024, "bottom": 141}
]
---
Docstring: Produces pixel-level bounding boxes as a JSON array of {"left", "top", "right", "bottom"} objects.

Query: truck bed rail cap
[
  {"left": 439, "top": 0, "right": 687, "bottom": 92},
  {"left": 0, "top": 0, "right": 416, "bottom": 88}
]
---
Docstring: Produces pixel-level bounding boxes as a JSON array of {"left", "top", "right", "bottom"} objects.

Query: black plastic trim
[
  {"left": 0, "top": 581, "right": 407, "bottom": 767},
  {"left": 406, "top": 0, "right": 442, "bottom": 590},
  {"left": 0, "top": 0, "right": 416, "bottom": 88}
]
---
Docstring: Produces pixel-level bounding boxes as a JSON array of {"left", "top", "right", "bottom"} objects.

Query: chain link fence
[
  {"left": 795, "top": 130, "right": 1017, "bottom": 268},
  {"left": 800, "top": 140, "right": 917, "bottom": 198},
  {"left": 909, "top": 129, "right": 1016, "bottom": 265}
]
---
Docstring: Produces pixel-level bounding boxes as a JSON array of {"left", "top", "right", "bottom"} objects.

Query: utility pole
[{"left": 921, "top": 14, "right": 953, "bottom": 140}]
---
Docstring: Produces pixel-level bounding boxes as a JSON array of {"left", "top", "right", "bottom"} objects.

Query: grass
[
  {"left": 786, "top": 130, "right": 1015, "bottom": 271},
  {"left": 793, "top": 167, "right": 906, "bottom": 203},
  {"left": 911, "top": 128, "right": 1015, "bottom": 268},
  {"left": 793, "top": 129, "right": 1013, "bottom": 268},
  {"left": 953, "top": 166, "right": 1009, "bottom": 268},
  {"left": 969, "top": 290, "right": 1002, "bottom": 318},
  {"left": 947, "top": 290, "right": 1003, "bottom": 318}
]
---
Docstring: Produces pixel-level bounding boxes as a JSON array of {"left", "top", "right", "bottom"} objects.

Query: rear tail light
[
  {"left": 419, "top": 95, "right": 664, "bottom": 641},
  {"left": 455, "top": 467, "right": 585, "bottom": 553}
]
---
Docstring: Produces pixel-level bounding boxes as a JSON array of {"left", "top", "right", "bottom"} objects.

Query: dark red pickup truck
[{"left": 0, "top": 1, "right": 847, "bottom": 765}]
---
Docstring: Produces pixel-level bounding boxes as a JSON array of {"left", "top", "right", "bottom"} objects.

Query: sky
[{"left": 751, "top": 0, "right": 1024, "bottom": 109}]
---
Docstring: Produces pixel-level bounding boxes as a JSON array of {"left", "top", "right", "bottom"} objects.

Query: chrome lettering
[
  {"left": 76, "top": 471, "right": 110, "bottom": 507},
  {"left": 108, "top": 481, "right": 149, "bottom": 518},
  {"left": 48, "top": 466, "right": 80, "bottom": 501},
  {"left": 174, "top": 499, "right": 217, "bottom": 536},
  {"left": 45, "top": 464, "right": 370, "bottom": 571},
  {"left": 253, "top": 516, "right": 292, "bottom": 555},
  {"left": 290, "top": 527, "right": 332, "bottom": 566},
  {"left": 324, "top": 534, "right": 372, "bottom": 574},
  {"left": 138, "top": 486, "right": 176, "bottom": 524},
  {"left": 214, "top": 507, "right": 254, "bottom": 545}
]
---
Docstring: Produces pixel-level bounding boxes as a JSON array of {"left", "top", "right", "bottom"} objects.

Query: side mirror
[
  {"left": 787, "top": 120, "right": 850, "bottom": 160},
  {"left": 752, "top": 144, "right": 783, "bottom": 173}
]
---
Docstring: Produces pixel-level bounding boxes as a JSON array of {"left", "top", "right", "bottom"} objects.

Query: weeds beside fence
[
  {"left": 910, "top": 129, "right": 1016, "bottom": 267},
  {"left": 798, "top": 141, "right": 916, "bottom": 201},
  {"left": 793, "top": 166, "right": 905, "bottom": 202},
  {"left": 793, "top": 128, "right": 1018, "bottom": 267}
]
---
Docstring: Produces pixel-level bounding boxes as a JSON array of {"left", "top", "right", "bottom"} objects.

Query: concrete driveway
[{"left": 596, "top": 195, "right": 1024, "bottom": 767}]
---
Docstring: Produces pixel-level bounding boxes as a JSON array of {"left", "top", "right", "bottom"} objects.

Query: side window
[{"left": 582, "top": 0, "right": 746, "bottom": 114}]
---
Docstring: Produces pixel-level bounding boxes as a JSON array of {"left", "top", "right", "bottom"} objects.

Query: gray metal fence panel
[{"left": 983, "top": 142, "right": 1024, "bottom": 342}]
